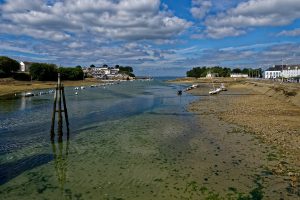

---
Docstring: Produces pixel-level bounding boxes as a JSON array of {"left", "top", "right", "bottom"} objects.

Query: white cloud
[
  {"left": 278, "top": 28, "right": 300, "bottom": 37},
  {"left": 190, "top": 0, "right": 212, "bottom": 19},
  {"left": 0, "top": 0, "right": 191, "bottom": 41},
  {"left": 204, "top": 0, "right": 300, "bottom": 38}
]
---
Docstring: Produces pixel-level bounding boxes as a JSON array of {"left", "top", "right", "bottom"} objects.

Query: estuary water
[{"left": 0, "top": 79, "right": 203, "bottom": 199}]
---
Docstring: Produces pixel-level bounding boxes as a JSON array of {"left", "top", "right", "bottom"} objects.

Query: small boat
[
  {"left": 74, "top": 87, "right": 79, "bottom": 90},
  {"left": 80, "top": 86, "right": 85, "bottom": 89},
  {"left": 177, "top": 90, "right": 182, "bottom": 95},
  {"left": 24, "top": 92, "right": 34, "bottom": 97},
  {"left": 220, "top": 83, "right": 227, "bottom": 91},
  {"left": 75, "top": 92, "right": 78, "bottom": 95},
  {"left": 191, "top": 84, "right": 199, "bottom": 89}
]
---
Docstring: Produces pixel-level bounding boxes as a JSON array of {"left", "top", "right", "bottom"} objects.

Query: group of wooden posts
[{"left": 50, "top": 73, "right": 70, "bottom": 142}]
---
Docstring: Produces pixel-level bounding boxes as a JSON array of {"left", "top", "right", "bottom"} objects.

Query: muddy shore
[
  {"left": 0, "top": 78, "right": 103, "bottom": 97},
  {"left": 177, "top": 78, "right": 300, "bottom": 198}
]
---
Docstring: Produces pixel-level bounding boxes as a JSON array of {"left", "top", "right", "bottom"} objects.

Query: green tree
[
  {"left": 29, "top": 63, "right": 58, "bottom": 81},
  {"left": 90, "top": 64, "right": 96, "bottom": 68},
  {"left": 0, "top": 56, "right": 20, "bottom": 75},
  {"left": 232, "top": 68, "right": 242, "bottom": 73},
  {"left": 58, "top": 67, "right": 84, "bottom": 80},
  {"left": 119, "top": 66, "right": 135, "bottom": 77}
]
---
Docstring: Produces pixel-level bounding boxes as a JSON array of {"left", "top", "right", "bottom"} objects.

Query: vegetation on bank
[
  {"left": 118, "top": 66, "right": 135, "bottom": 77},
  {"left": 186, "top": 66, "right": 262, "bottom": 78},
  {"left": 0, "top": 56, "right": 20, "bottom": 78},
  {"left": 0, "top": 56, "right": 136, "bottom": 81}
]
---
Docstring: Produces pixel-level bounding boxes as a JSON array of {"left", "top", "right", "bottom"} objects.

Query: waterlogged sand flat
[{"left": 0, "top": 80, "right": 299, "bottom": 199}]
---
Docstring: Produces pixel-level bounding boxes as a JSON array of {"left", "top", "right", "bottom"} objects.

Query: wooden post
[
  {"left": 62, "top": 86, "right": 70, "bottom": 139},
  {"left": 50, "top": 86, "right": 58, "bottom": 141},
  {"left": 50, "top": 73, "right": 70, "bottom": 142},
  {"left": 57, "top": 74, "right": 63, "bottom": 142}
]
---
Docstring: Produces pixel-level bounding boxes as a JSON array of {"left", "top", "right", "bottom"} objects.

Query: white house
[
  {"left": 282, "top": 65, "right": 300, "bottom": 78},
  {"left": 20, "top": 61, "right": 33, "bottom": 72},
  {"left": 264, "top": 65, "right": 282, "bottom": 79},
  {"left": 230, "top": 73, "right": 249, "bottom": 78}
]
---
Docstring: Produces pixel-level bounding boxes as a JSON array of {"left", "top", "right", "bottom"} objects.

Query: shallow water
[{"left": 0, "top": 79, "right": 201, "bottom": 199}]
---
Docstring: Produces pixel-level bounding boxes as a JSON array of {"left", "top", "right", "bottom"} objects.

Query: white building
[
  {"left": 264, "top": 65, "right": 282, "bottom": 79},
  {"left": 282, "top": 65, "right": 300, "bottom": 78},
  {"left": 20, "top": 61, "right": 33, "bottom": 72},
  {"left": 83, "top": 66, "right": 120, "bottom": 79}
]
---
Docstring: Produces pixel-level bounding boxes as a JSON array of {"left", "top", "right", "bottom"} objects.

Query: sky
[{"left": 0, "top": 0, "right": 300, "bottom": 76}]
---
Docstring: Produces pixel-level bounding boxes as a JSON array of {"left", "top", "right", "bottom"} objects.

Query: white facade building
[
  {"left": 264, "top": 65, "right": 282, "bottom": 79},
  {"left": 282, "top": 65, "right": 300, "bottom": 78},
  {"left": 264, "top": 70, "right": 282, "bottom": 79}
]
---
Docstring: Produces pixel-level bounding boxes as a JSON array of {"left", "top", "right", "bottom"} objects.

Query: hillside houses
[{"left": 82, "top": 66, "right": 131, "bottom": 79}]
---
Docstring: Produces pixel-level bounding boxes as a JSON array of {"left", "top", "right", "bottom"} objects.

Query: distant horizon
[{"left": 1, "top": 0, "right": 300, "bottom": 76}]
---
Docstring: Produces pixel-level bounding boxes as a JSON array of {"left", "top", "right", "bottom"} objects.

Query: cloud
[
  {"left": 203, "top": 0, "right": 300, "bottom": 38},
  {"left": 190, "top": 0, "right": 212, "bottom": 19},
  {"left": 278, "top": 28, "right": 300, "bottom": 37},
  {"left": 0, "top": 0, "right": 191, "bottom": 41}
]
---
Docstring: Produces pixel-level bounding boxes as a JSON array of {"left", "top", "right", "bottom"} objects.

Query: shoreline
[
  {"left": 0, "top": 78, "right": 105, "bottom": 97},
  {"left": 181, "top": 79, "right": 300, "bottom": 197}
]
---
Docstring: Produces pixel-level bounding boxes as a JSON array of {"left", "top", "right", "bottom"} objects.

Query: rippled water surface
[{"left": 0, "top": 79, "right": 202, "bottom": 199}]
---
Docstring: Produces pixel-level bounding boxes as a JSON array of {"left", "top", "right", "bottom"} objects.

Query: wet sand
[{"left": 187, "top": 80, "right": 300, "bottom": 199}]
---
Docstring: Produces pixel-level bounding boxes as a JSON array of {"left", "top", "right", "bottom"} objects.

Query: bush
[{"left": 12, "top": 73, "right": 31, "bottom": 81}]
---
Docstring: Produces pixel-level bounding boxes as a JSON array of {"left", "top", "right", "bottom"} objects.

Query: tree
[
  {"left": 118, "top": 66, "right": 135, "bottom": 77},
  {"left": 58, "top": 67, "right": 84, "bottom": 80},
  {"left": 0, "top": 56, "right": 20, "bottom": 75},
  {"left": 90, "top": 64, "right": 96, "bottom": 68},
  {"left": 102, "top": 64, "right": 108, "bottom": 68},
  {"left": 115, "top": 65, "right": 120, "bottom": 68},
  {"left": 232, "top": 68, "right": 242, "bottom": 73},
  {"left": 29, "top": 63, "right": 58, "bottom": 81}
]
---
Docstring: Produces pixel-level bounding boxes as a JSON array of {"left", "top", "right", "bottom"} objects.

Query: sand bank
[
  {"left": 0, "top": 78, "right": 101, "bottom": 96},
  {"left": 181, "top": 79, "right": 300, "bottom": 197}
]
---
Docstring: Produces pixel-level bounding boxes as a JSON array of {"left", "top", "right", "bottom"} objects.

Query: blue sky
[{"left": 0, "top": 0, "right": 300, "bottom": 76}]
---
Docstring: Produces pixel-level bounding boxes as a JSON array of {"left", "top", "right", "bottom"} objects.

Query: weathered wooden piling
[{"left": 50, "top": 73, "right": 70, "bottom": 142}]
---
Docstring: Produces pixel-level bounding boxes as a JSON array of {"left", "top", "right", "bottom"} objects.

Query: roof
[{"left": 266, "top": 65, "right": 285, "bottom": 71}]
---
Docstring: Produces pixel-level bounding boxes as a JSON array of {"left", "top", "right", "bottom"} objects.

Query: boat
[
  {"left": 74, "top": 87, "right": 79, "bottom": 90},
  {"left": 208, "top": 77, "right": 221, "bottom": 95},
  {"left": 24, "top": 92, "right": 34, "bottom": 97},
  {"left": 177, "top": 90, "right": 182, "bottom": 95},
  {"left": 80, "top": 86, "right": 85, "bottom": 89},
  {"left": 75, "top": 92, "right": 78, "bottom": 95},
  {"left": 220, "top": 83, "right": 227, "bottom": 91},
  {"left": 191, "top": 84, "right": 199, "bottom": 89}
]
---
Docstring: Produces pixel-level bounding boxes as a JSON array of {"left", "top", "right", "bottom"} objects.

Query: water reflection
[{"left": 51, "top": 140, "right": 69, "bottom": 192}]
